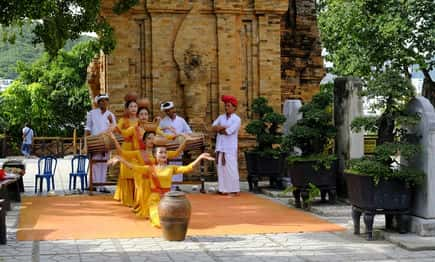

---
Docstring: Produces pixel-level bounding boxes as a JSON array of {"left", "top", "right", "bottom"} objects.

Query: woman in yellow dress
[
  {"left": 116, "top": 147, "right": 214, "bottom": 227},
  {"left": 115, "top": 106, "right": 177, "bottom": 208},
  {"left": 109, "top": 130, "right": 189, "bottom": 218},
  {"left": 119, "top": 106, "right": 176, "bottom": 151},
  {"left": 113, "top": 94, "right": 138, "bottom": 206}
]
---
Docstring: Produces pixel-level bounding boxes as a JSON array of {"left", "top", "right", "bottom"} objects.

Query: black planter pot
[
  {"left": 287, "top": 160, "right": 337, "bottom": 208},
  {"left": 245, "top": 151, "right": 285, "bottom": 192},
  {"left": 345, "top": 172, "right": 412, "bottom": 240}
]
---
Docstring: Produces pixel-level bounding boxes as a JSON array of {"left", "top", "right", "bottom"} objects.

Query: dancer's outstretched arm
[{"left": 190, "top": 153, "right": 215, "bottom": 168}]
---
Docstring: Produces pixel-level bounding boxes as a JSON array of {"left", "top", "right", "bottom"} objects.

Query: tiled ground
[{"left": 1, "top": 157, "right": 435, "bottom": 261}]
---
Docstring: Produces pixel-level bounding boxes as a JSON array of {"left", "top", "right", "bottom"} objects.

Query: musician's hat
[
  {"left": 160, "top": 101, "right": 174, "bottom": 111},
  {"left": 95, "top": 94, "right": 109, "bottom": 103}
]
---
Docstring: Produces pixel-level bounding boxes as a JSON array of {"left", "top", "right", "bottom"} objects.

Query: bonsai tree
[
  {"left": 245, "top": 97, "right": 286, "bottom": 157},
  {"left": 244, "top": 97, "right": 286, "bottom": 191},
  {"left": 282, "top": 85, "right": 336, "bottom": 166},
  {"left": 281, "top": 85, "right": 337, "bottom": 208},
  {"left": 348, "top": 68, "right": 425, "bottom": 186}
]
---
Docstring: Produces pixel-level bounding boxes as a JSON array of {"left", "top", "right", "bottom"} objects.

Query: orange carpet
[{"left": 17, "top": 193, "right": 344, "bottom": 241}]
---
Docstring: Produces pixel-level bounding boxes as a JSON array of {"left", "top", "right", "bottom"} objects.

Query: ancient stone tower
[{"left": 88, "top": 0, "right": 324, "bottom": 162}]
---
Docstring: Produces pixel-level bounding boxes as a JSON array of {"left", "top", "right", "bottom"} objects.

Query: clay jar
[{"left": 158, "top": 191, "right": 191, "bottom": 241}]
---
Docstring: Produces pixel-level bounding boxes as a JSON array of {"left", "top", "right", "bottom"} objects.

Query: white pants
[
  {"left": 216, "top": 151, "right": 240, "bottom": 193},
  {"left": 92, "top": 152, "right": 108, "bottom": 184}
]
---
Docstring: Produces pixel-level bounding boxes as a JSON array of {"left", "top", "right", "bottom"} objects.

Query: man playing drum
[
  {"left": 85, "top": 94, "right": 117, "bottom": 193},
  {"left": 159, "top": 101, "right": 193, "bottom": 191}
]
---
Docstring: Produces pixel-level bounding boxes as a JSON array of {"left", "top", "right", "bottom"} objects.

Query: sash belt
[{"left": 216, "top": 151, "right": 226, "bottom": 166}]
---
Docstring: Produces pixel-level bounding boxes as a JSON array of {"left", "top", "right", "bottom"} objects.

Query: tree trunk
[
  {"left": 421, "top": 69, "right": 435, "bottom": 106},
  {"left": 377, "top": 112, "right": 394, "bottom": 145}
]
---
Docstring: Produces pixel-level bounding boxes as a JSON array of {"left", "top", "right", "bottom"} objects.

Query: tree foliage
[
  {"left": 282, "top": 84, "right": 336, "bottom": 156},
  {"left": 347, "top": 68, "right": 425, "bottom": 186},
  {"left": 0, "top": 0, "right": 140, "bottom": 57},
  {"left": 0, "top": 23, "right": 95, "bottom": 79},
  {"left": 245, "top": 97, "right": 286, "bottom": 156},
  {"left": 0, "top": 41, "right": 98, "bottom": 143},
  {"left": 318, "top": 0, "right": 435, "bottom": 103}
]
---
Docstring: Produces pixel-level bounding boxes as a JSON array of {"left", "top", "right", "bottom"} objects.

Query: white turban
[
  {"left": 160, "top": 101, "right": 174, "bottom": 111},
  {"left": 95, "top": 94, "right": 109, "bottom": 103}
]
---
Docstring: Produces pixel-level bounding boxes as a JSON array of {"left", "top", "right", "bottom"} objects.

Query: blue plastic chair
[
  {"left": 34, "top": 156, "right": 57, "bottom": 193},
  {"left": 69, "top": 155, "right": 89, "bottom": 191}
]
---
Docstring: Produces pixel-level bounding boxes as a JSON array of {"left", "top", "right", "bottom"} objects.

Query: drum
[
  {"left": 86, "top": 133, "right": 124, "bottom": 153},
  {"left": 166, "top": 132, "right": 205, "bottom": 151}
]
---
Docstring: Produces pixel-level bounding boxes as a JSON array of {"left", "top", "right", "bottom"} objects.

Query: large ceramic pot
[
  {"left": 158, "top": 191, "right": 191, "bottom": 241},
  {"left": 345, "top": 172, "right": 412, "bottom": 211},
  {"left": 287, "top": 160, "right": 337, "bottom": 208},
  {"left": 288, "top": 160, "right": 337, "bottom": 188},
  {"left": 345, "top": 172, "right": 413, "bottom": 240},
  {"left": 245, "top": 151, "right": 286, "bottom": 192}
]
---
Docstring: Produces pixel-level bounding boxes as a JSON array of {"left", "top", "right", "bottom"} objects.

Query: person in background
[
  {"left": 211, "top": 95, "right": 241, "bottom": 196},
  {"left": 159, "top": 101, "right": 193, "bottom": 191},
  {"left": 85, "top": 94, "right": 117, "bottom": 193},
  {"left": 21, "top": 123, "right": 34, "bottom": 158},
  {"left": 113, "top": 93, "right": 138, "bottom": 206}
]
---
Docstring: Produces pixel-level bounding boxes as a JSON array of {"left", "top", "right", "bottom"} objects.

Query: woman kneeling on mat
[{"left": 114, "top": 142, "right": 214, "bottom": 228}]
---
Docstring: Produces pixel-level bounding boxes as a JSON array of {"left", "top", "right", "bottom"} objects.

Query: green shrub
[
  {"left": 347, "top": 68, "right": 425, "bottom": 186},
  {"left": 245, "top": 97, "right": 286, "bottom": 157}
]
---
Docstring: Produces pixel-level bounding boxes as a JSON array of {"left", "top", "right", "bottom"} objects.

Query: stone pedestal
[
  {"left": 334, "top": 77, "right": 364, "bottom": 197},
  {"left": 407, "top": 96, "right": 435, "bottom": 236},
  {"left": 283, "top": 99, "right": 302, "bottom": 134}
]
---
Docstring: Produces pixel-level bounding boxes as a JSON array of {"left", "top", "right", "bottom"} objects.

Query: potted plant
[
  {"left": 245, "top": 97, "right": 286, "bottom": 192},
  {"left": 346, "top": 68, "right": 425, "bottom": 240},
  {"left": 281, "top": 85, "right": 337, "bottom": 208}
]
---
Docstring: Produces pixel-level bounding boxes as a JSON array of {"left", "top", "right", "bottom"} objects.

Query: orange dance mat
[{"left": 17, "top": 193, "right": 344, "bottom": 241}]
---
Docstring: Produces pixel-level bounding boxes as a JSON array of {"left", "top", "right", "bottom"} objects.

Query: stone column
[
  {"left": 283, "top": 99, "right": 302, "bottom": 134},
  {"left": 407, "top": 96, "right": 435, "bottom": 236},
  {"left": 334, "top": 77, "right": 364, "bottom": 197}
]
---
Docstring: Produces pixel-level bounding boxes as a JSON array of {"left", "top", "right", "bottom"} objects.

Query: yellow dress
[
  {"left": 118, "top": 124, "right": 177, "bottom": 208},
  {"left": 113, "top": 117, "right": 137, "bottom": 207},
  {"left": 130, "top": 163, "right": 194, "bottom": 227},
  {"left": 120, "top": 148, "right": 185, "bottom": 218}
]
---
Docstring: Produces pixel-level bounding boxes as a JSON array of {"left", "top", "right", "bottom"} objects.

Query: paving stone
[
  {"left": 80, "top": 252, "right": 123, "bottom": 262},
  {"left": 127, "top": 251, "right": 172, "bottom": 262},
  {"left": 166, "top": 251, "right": 215, "bottom": 262},
  {"left": 39, "top": 240, "right": 79, "bottom": 255},
  {"left": 76, "top": 239, "right": 118, "bottom": 253},
  {"left": 0, "top": 256, "right": 33, "bottom": 262},
  {"left": 0, "top": 240, "right": 33, "bottom": 257},
  {"left": 39, "top": 254, "right": 81, "bottom": 262},
  {"left": 119, "top": 238, "right": 163, "bottom": 252},
  {"left": 383, "top": 232, "right": 435, "bottom": 251}
]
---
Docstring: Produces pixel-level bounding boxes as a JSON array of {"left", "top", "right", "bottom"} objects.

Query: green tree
[
  {"left": 0, "top": 0, "right": 140, "bottom": 57},
  {"left": 0, "top": 23, "right": 95, "bottom": 79},
  {"left": 318, "top": 0, "right": 435, "bottom": 104},
  {"left": 0, "top": 41, "right": 98, "bottom": 143}
]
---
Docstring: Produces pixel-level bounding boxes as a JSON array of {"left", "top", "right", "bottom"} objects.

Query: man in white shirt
[
  {"left": 85, "top": 94, "right": 116, "bottom": 193},
  {"left": 212, "top": 95, "right": 241, "bottom": 196},
  {"left": 21, "top": 123, "right": 34, "bottom": 158},
  {"left": 159, "top": 101, "right": 192, "bottom": 190}
]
